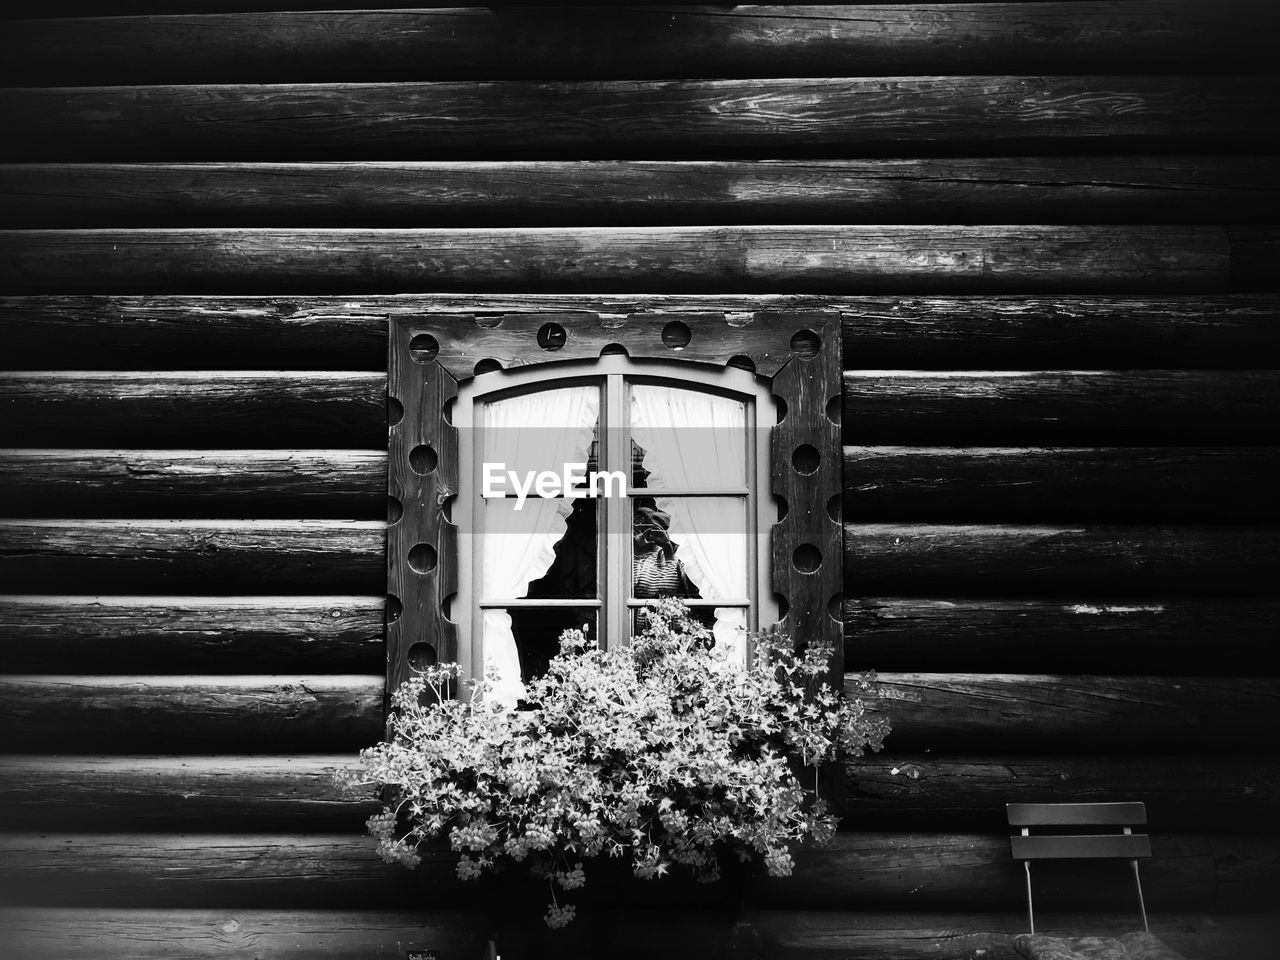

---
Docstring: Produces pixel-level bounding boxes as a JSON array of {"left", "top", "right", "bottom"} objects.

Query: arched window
[{"left": 454, "top": 356, "right": 777, "bottom": 703}]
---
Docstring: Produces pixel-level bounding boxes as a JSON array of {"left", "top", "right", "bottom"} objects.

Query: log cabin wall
[{"left": 1, "top": 1, "right": 1279, "bottom": 957}]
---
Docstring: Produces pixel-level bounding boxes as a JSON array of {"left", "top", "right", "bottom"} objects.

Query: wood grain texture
[
  {"left": 5, "top": 294, "right": 1278, "bottom": 371},
  {"left": 3, "top": 77, "right": 1276, "bottom": 162},
  {"left": 845, "top": 754, "right": 1280, "bottom": 830},
  {"left": 0, "top": 372, "right": 385, "bottom": 446},
  {"left": 0, "top": 227, "right": 1238, "bottom": 295},
  {"left": 0, "top": 450, "right": 384, "bottom": 518},
  {"left": 0, "top": 595, "right": 384, "bottom": 673},
  {"left": 768, "top": 314, "right": 845, "bottom": 687},
  {"left": 5, "top": 3, "right": 1276, "bottom": 85},
  {"left": 769, "top": 832, "right": 1280, "bottom": 911},
  {"left": 843, "top": 597, "right": 1280, "bottom": 674},
  {"left": 846, "top": 523, "right": 1280, "bottom": 595},
  {"left": 386, "top": 319, "right": 460, "bottom": 689},
  {"left": 840, "top": 294, "right": 1280, "bottom": 368},
  {"left": 0, "top": 520, "right": 384, "bottom": 593},
  {"left": 1, "top": 752, "right": 1274, "bottom": 833},
  {"left": 864, "top": 674, "right": 1280, "bottom": 752},
  {"left": 0, "top": 755, "right": 379, "bottom": 830},
  {"left": 4, "top": 158, "right": 1279, "bottom": 228},
  {"left": 0, "top": 295, "right": 393, "bottom": 370},
  {"left": 844, "top": 446, "right": 1280, "bottom": 522},
  {"left": 3, "top": 521, "right": 1274, "bottom": 597},
  {"left": 843, "top": 371, "right": 1280, "bottom": 445},
  {"left": 12, "top": 371, "right": 1278, "bottom": 450},
  {"left": 0, "top": 831, "right": 1273, "bottom": 911},
  {"left": 0, "top": 676, "right": 383, "bottom": 751},
  {"left": 394, "top": 309, "right": 824, "bottom": 380},
  {"left": 739, "top": 911, "right": 1279, "bottom": 960},
  {"left": 0, "top": 909, "right": 487, "bottom": 960},
  {"left": 1, "top": 671, "right": 1269, "bottom": 755},
  {"left": 0, "top": 908, "right": 1272, "bottom": 960}
]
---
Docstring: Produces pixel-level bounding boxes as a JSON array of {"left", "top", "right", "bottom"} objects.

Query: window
[
  {"left": 386, "top": 310, "right": 843, "bottom": 702},
  {"left": 453, "top": 356, "right": 777, "bottom": 703}
]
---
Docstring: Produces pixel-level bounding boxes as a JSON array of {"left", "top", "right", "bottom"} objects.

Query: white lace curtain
[
  {"left": 630, "top": 385, "right": 749, "bottom": 664},
  {"left": 481, "top": 386, "right": 599, "bottom": 706}
]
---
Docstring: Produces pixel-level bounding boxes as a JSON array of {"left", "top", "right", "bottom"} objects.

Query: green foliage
[{"left": 349, "top": 599, "right": 889, "bottom": 927}]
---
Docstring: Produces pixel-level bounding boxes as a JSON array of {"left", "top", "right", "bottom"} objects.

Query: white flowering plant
[{"left": 350, "top": 598, "right": 889, "bottom": 928}]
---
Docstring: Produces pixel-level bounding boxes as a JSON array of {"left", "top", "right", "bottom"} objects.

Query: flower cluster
[{"left": 348, "top": 599, "right": 889, "bottom": 926}]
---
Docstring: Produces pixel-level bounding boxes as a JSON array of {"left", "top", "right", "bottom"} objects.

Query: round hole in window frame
[
  {"left": 537, "top": 322, "right": 568, "bottom": 351},
  {"left": 792, "top": 543, "right": 822, "bottom": 573},
  {"left": 409, "top": 444, "right": 437, "bottom": 475},
  {"left": 661, "top": 321, "right": 692, "bottom": 350},
  {"left": 792, "top": 444, "right": 820, "bottom": 475},
  {"left": 409, "top": 333, "right": 440, "bottom": 363},
  {"left": 408, "top": 543, "right": 438, "bottom": 574},
  {"left": 789, "top": 329, "right": 821, "bottom": 359}
]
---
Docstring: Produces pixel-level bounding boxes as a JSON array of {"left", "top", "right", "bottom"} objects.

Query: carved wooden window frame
[{"left": 387, "top": 310, "right": 842, "bottom": 701}]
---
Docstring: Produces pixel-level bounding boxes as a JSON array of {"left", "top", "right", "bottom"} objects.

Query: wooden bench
[{"left": 1008, "top": 801, "right": 1152, "bottom": 935}]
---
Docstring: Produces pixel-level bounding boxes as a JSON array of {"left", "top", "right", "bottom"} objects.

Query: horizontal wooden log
[
  {"left": 845, "top": 754, "right": 1280, "bottom": 831},
  {"left": 0, "top": 372, "right": 385, "bottom": 446},
  {"left": 742, "top": 910, "right": 1280, "bottom": 960},
  {"left": 861, "top": 674, "right": 1280, "bottom": 752},
  {"left": 843, "top": 371, "right": 1280, "bottom": 444},
  {"left": 4, "top": 294, "right": 1279, "bottom": 371},
  {"left": 0, "top": 450, "right": 384, "bottom": 518},
  {"left": 7, "top": 158, "right": 1279, "bottom": 228},
  {"left": 1231, "top": 227, "right": 1280, "bottom": 293},
  {"left": 769, "top": 831, "right": 1280, "bottom": 911},
  {"left": 0, "top": 520, "right": 384, "bottom": 593},
  {"left": 0, "top": 831, "right": 1273, "bottom": 911},
  {"left": 1, "top": 672, "right": 1271, "bottom": 754},
  {"left": 4, "top": 77, "right": 1277, "bottom": 162},
  {"left": 0, "top": 227, "right": 1244, "bottom": 295},
  {"left": 0, "top": 909, "right": 1275, "bottom": 960},
  {"left": 846, "top": 524, "right": 1280, "bottom": 595},
  {"left": 841, "top": 294, "right": 1280, "bottom": 368},
  {"left": 0, "top": 909, "right": 485, "bottom": 960},
  {"left": 2, "top": 752, "right": 1275, "bottom": 834},
  {"left": 3, "top": 520, "right": 1275, "bottom": 598},
  {"left": 0, "top": 596, "right": 384, "bottom": 672},
  {"left": 15, "top": 371, "right": 1275, "bottom": 449},
  {"left": 6, "top": 4, "right": 1276, "bottom": 85},
  {"left": 0, "top": 676, "right": 383, "bottom": 751},
  {"left": 844, "top": 446, "right": 1280, "bottom": 522},
  {"left": 0, "top": 756, "right": 378, "bottom": 830},
  {"left": 843, "top": 597, "right": 1280, "bottom": 673}
]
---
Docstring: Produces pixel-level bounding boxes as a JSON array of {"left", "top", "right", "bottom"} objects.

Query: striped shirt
[{"left": 633, "top": 550, "right": 695, "bottom": 598}]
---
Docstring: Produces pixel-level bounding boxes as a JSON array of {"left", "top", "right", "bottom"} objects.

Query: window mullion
[{"left": 604, "top": 373, "right": 629, "bottom": 649}]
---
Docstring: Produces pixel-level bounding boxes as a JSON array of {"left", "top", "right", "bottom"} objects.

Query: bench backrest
[{"left": 1007, "top": 802, "right": 1152, "bottom": 861}]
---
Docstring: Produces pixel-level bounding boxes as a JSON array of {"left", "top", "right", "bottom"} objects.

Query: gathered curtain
[
  {"left": 630, "top": 385, "right": 749, "bottom": 664},
  {"left": 481, "top": 386, "right": 599, "bottom": 706}
]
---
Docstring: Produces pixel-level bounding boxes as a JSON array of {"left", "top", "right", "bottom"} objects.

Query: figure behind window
[{"left": 632, "top": 502, "right": 713, "bottom": 638}]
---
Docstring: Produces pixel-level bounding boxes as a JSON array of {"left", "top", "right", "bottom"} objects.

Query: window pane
[
  {"left": 485, "top": 607, "right": 598, "bottom": 689},
  {"left": 482, "top": 497, "right": 596, "bottom": 600},
  {"left": 482, "top": 385, "right": 599, "bottom": 482},
  {"left": 630, "top": 384, "right": 747, "bottom": 489},
  {"left": 525, "top": 497, "right": 597, "bottom": 599},
  {"left": 631, "top": 497, "right": 748, "bottom": 602}
]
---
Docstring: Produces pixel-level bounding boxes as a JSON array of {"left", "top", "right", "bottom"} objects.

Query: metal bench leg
[
  {"left": 1131, "top": 860, "right": 1149, "bottom": 932},
  {"left": 1024, "top": 860, "right": 1035, "bottom": 934}
]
